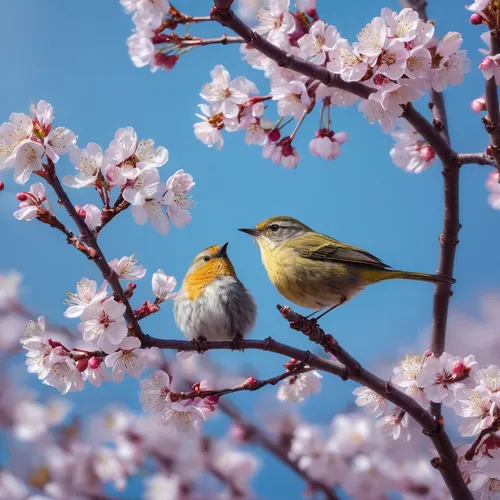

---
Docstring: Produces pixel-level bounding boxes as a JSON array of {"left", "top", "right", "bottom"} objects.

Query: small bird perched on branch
[
  {"left": 239, "top": 216, "right": 455, "bottom": 320},
  {"left": 174, "top": 242, "right": 257, "bottom": 350}
]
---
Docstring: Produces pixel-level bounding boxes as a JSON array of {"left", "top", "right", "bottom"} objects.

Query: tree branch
[
  {"left": 179, "top": 35, "right": 243, "bottom": 46},
  {"left": 44, "top": 163, "right": 147, "bottom": 344},
  {"left": 484, "top": 30, "right": 500, "bottom": 173},
  {"left": 457, "top": 153, "right": 496, "bottom": 166}
]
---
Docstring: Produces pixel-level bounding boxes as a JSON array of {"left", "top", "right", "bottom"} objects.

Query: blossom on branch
[
  {"left": 276, "top": 368, "right": 322, "bottom": 402},
  {"left": 151, "top": 269, "right": 177, "bottom": 302},
  {"left": 13, "top": 182, "right": 53, "bottom": 221},
  {"left": 105, "top": 336, "right": 148, "bottom": 382},
  {"left": 109, "top": 255, "right": 147, "bottom": 280},
  {"left": 64, "top": 278, "right": 108, "bottom": 318},
  {"left": 63, "top": 142, "right": 103, "bottom": 188}
]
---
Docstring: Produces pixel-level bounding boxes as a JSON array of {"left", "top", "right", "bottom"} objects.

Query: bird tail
[{"left": 387, "top": 270, "right": 455, "bottom": 285}]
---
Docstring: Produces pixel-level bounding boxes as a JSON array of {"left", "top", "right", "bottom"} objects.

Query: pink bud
[
  {"left": 452, "top": 360, "right": 465, "bottom": 376},
  {"left": 480, "top": 57, "right": 495, "bottom": 70},
  {"left": 268, "top": 129, "right": 281, "bottom": 143},
  {"left": 16, "top": 192, "right": 28, "bottom": 202},
  {"left": 424, "top": 349, "right": 433, "bottom": 358},
  {"left": 373, "top": 74, "right": 388, "bottom": 86},
  {"left": 75, "top": 205, "right": 87, "bottom": 218},
  {"left": 245, "top": 377, "right": 259, "bottom": 389},
  {"left": 127, "top": 282, "right": 137, "bottom": 291},
  {"left": 0, "top": 182, "right": 4, "bottom": 191},
  {"left": 419, "top": 145, "right": 436, "bottom": 162},
  {"left": 487, "top": 145, "right": 494, "bottom": 157},
  {"left": 48, "top": 339, "right": 63, "bottom": 349},
  {"left": 88, "top": 356, "right": 101, "bottom": 369},
  {"left": 76, "top": 358, "right": 89, "bottom": 372},
  {"left": 470, "top": 13, "right": 483, "bottom": 25},
  {"left": 153, "top": 53, "right": 179, "bottom": 70},
  {"left": 281, "top": 143, "right": 293, "bottom": 157},
  {"left": 471, "top": 97, "right": 487, "bottom": 113}
]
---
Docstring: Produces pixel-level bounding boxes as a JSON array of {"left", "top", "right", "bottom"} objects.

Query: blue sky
[{"left": 0, "top": 0, "right": 498, "bottom": 497}]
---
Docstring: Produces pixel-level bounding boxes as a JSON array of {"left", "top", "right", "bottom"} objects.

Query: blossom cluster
[
  {"left": 349, "top": 350, "right": 500, "bottom": 498},
  {"left": 3, "top": 100, "right": 195, "bottom": 235},
  {"left": 21, "top": 269, "right": 176, "bottom": 393}
]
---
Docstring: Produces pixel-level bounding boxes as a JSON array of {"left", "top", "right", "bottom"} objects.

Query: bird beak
[
  {"left": 238, "top": 228, "right": 259, "bottom": 237},
  {"left": 215, "top": 242, "right": 229, "bottom": 258}
]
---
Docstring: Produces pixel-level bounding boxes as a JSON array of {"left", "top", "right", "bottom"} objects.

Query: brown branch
[
  {"left": 176, "top": 365, "right": 311, "bottom": 401},
  {"left": 457, "top": 153, "right": 496, "bottom": 166},
  {"left": 484, "top": 31, "right": 500, "bottom": 173},
  {"left": 94, "top": 193, "right": 130, "bottom": 235},
  {"left": 43, "top": 162, "right": 148, "bottom": 344},
  {"left": 217, "top": 399, "right": 339, "bottom": 499},
  {"left": 179, "top": 35, "right": 243, "bottom": 47}
]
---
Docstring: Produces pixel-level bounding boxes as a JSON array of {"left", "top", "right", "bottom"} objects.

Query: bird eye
[
  {"left": 203, "top": 256, "right": 211, "bottom": 262},
  {"left": 269, "top": 224, "right": 280, "bottom": 232}
]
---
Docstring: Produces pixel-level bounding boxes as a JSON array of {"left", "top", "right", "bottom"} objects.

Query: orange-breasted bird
[
  {"left": 239, "top": 216, "right": 455, "bottom": 320},
  {"left": 173, "top": 243, "right": 257, "bottom": 350}
]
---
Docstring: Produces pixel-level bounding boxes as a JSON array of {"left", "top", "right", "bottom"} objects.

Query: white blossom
[
  {"left": 131, "top": 198, "right": 170, "bottom": 235},
  {"left": 109, "top": 255, "right": 146, "bottom": 280},
  {"left": 139, "top": 370, "right": 171, "bottom": 414},
  {"left": 127, "top": 30, "right": 155, "bottom": 68},
  {"left": 0, "top": 112, "right": 33, "bottom": 170},
  {"left": 152, "top": 270, "right": 177, "bottom": 301},
  {"left": 381, "top": 8, "right": 420, "bottom": 42},
  {"left": 78, "top": 297, "right": 127, "bottom": 353},
  {"left": 45, "top": 126, "right": 77, "bottom": 164},
  {"left": 162, "top": 169, "right": 195, "bottom": 229},
  {"left": 328, "top": 39, "right": 368, "bottom": 82},
  {"left": 13, "top": 182, "right": 52, "bottom": 221},
  {"left": 276, "top": 369, "right": 322, "bottom": 403},
  {"left": 63, "top": 143, "right": 102, "bottom": 188},
  {"left": 272, "top": 79, "right": 311, "bottom": 119},
  {"left": 193, "top": 104, "right": 225, "bottom": 150},
  {"left": 82, "top": 203, "right": 102, "bottom": 230},
  {"left": 354, "top": 17, "right": 386, "bottom": 58},
  {"left": 105, "top": 336, "right": 148, "bottom": 382},
  {"left": 255, "top": 0, "right": 295, "bottom": 46},
  {"left": 475, "top": 365, "right": 500, "bottom": 393},
  {"left": 392, "top": 354, "right": 428, "bottom": 406},
  {"left": 376, "top": 413, "right": 410, "bottom": 442},
  {"left": 454, "top": 386, "right": 494, "bottom": 436},
  {"left": 144, "top": 474, "right": 181, "bottom": 500},
  {"left": 352, "top": 387, "right": 386, "bottom": 417},
  {"left": 377, "top": 39, "right": 408, "bottom": 80},
  {"left": 136, "top": 139, "right": 169, "bottom": 170},
  {"left": 64, "top": 278, "right": 108, "bottom": 318},
  {"left": 122, "top": 165, "right": 160, "bottom": 206},
  {"left": 298, "top": 21, "right": 339, "bottom": 64},
  {"left": 162, "top": 395, "right": 213, "bottom": 434},
  {"left": 6, "top": 139, "right": 45, "bottom": 184}
]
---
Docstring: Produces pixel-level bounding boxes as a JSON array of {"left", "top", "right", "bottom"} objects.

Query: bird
[
  {"left": 238, "top": 216, "right": 455, "bottom": 320},
  {"left": 173, "top": 242, "right": 257, "bottom": 351}
]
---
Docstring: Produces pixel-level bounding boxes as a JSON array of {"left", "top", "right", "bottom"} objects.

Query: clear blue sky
[{"left": 0, "top": 1, "right": 498, "bottom": 497}]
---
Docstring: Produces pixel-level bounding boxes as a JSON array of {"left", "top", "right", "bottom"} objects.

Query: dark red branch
[{"left": 484, "top": 31, "right": 500, "bottom": 174}]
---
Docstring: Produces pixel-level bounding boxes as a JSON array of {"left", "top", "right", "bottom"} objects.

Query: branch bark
[
  {"left": 457, "top": 153, "right": 496, "bottom": 166},
  {"left": 484, "top": 30, "right": 500, "bottom": 173}
]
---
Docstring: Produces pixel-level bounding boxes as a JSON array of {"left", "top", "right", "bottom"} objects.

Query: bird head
[
  {"left": 183, "top": 243, "right": 236, "bottom": 299},
  {"left": 238, "top": 216, "right": 312, "bottom": 250}
]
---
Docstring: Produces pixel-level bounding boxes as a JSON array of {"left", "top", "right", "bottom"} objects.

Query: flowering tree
[{"left": 1, "top": 0, "right": 500, "bottom": 498}]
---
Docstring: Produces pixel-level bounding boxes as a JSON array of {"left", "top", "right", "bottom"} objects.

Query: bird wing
[{"left": 292, "top": 232, "right": 392, "bottom": 269}]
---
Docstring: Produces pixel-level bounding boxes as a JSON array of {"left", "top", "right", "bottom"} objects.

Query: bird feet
[
  {"left": 231, "top": 333, "right": 245, "bottom": 352},
  {"left": 191, "top": 336, "right": 209, "bottom": 354}
]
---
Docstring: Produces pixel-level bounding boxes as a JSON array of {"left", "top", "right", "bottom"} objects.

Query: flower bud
[
  {"left": 153, "top": 53, "right": 179, "bottom": 70},
  {"left": 373, "top": 74, "right": 389, "bottom": 86},
  {"left": 268, "top": 129, "right": 281, "bottom": 142},
  {"left": 76, "top": 358, "right": 89, "bottom": 372},
  {"left": 452, "top": 360, "right": 465, "bottom": 376},
  {"left": 75, "top": 205, "right": 87, "bottom": 218},
  {"left": 471, "top": 97, "right": 487, "bottom": 113},
  {"left": 281, "top": 143, "right": 293, "bottom": 157},
  {"left": 419, "top": 145, "right": 436, "bottom": 162},
  {"left": 480, "top": 57, "right": 495, "bottom": 70},
  {"left": 16, "top": 192, "right": 28, "bottom": 201},
  {"left": 88, "top": 356, "right": 101, "bottom": 369},
  {"left": 245, "top": 377, "right": 259, "bottom": 389},
  {"left": 487, "top": 145, "right": 494, "bottom": 157},
  {"left": 470, "top": 13, "right": 483, "bottom": 25},
  {"left": 424, "top": 349, "right": 433, "bottom": 358},
  {"left": 0, "top": 182, "right": 4, "bottom": 191},
  {"left": 48, "top": 339, "right": 63, "bottom": 349}
]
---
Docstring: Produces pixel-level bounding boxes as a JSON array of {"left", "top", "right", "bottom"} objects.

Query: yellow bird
[{"left": 239, "top": 216, "right": 454, "bottom": 319}]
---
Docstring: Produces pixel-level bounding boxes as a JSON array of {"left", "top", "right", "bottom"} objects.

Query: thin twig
[
  {"left": 176, "top": 366, "right": 311, "bottom": 400},
  {"left": 180, "top": 35, "right": 243, "bottom": 46},
  {"left": 457, "top": 153, "right": 495, "bottom": 166}
]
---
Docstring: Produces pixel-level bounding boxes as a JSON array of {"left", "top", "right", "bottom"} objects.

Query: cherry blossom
[
  {"left": 131, "top": 198, "right": 170, "bottom": 234},
  {"left": 468, "top": 449, "right": 500, "bottom": 499},
  {"left": 44, "top": 126, "right": 77, "bottom": 164},
  {"left": 82, "top": 359, "right": 111, "bottom": 387},
  {"left": 127, "top": 30, "right": 155, "bottom": 68},
  {"left": 105, "top": 336, "right": 148, "bottom": 382},
  {"left": 0, "top": 112, "right": 33, "bottom": 170},
  {"left": 353, "top": 17, "right": 386, "bottom": 58},
  {"left": 486, "top": 171, "right": 500, "bottom": 210},
  {"left": 352, "top": 387, "right": 387, "bottom": 417},
  {"left": 416, "top": 353, "right": 475, "bottom": 406},
  {"left": 466, "top": 0, "right": 489, "bottom": 15},
  {"left": 162, "top": 395, "right": 213, "bottom": 434},
  {"left": 369, "top": 81, "right": 421, "bottom": 118},
  {"left": 381, "top": 7, "right": 420, "bottom": 42},
  {"left": 480, "top": 55, "right": 500, "bottom": 85},
  {"left": 193, "top": 104, "right": 226, "bottom": 150},
  {"left": 122, "top": 165, "right": 161, "bottom": 206},
  {"left": 162, "top": 169, "right": 195, "bottom": 228},
  {"left": 63, "top": 143, "right": 102, "bottom": 188},
  {"left": 327, "top": 414, "right": 372, "bottom": 456},
  {"left": 328, "top": 39, "right": 368, "bottom": 82},
  {"left": 82, "top": 203, "right": 102, "bottom": 230},
  {"left": 377, "top": 40, "right": 408, "bottom": 80},
  {"left": 135, "top": 139, "right": 169, "bottom": 170},
  {"left": 109, "top": 255, "right": 146, "bottom": 280},
  {"left": 139, "top": 370, "right": 172, "bottom": 414},
  {"left": 391, "top": 354, "right": 428, "bottom": 406},
  {"left": 298, "top": 20, "right": 339, "bottom": 64},
  {"left": 454, "top": 386, "right": 494, "bottom": 436},
  {"left": 262, "top": 139, "right": 300, "bottom": 168},
  {"left": 276, "top": 369, "right": 322, "bottom": 402},
  {"left": 78, "top": 297, "right": 128, "bottom": 353},
  {"left": 255, "top": 0, "right": 295, "bottom": 46},
  {"left": 376, "top": 412, "right": 410, "bottom": 442},
  {"left": 37, "top": 347, "right": 85, "bottom": 394},
  {"left": 6, "top": 139, "right": 45, "bottom": 184},
  {"left": 13, "top": 182, "right": 53, "bottom": 221},
  {"left": 64, "top": 278, "right": 108, "bottom": 318},
  {"left": 151, "top": 270, "right": 177, "bottom": 302},
  {"left": 102, "top": 127, "right": 138, "bottom": 175},
  {"left": 358, "top": 99, "right": 397, "bottom": 132},
  {"left": 309, "top": 130, "right": 348, "bottom": 160},
  {"left": 143, "top": 474, "right": 181, "bottom": 500},
  {"left": 405, "top": 46, "right": 432, "bottom": 79},
  {"left": 475, "top": 364, "right": 500, "bottom": 393},
  {"left": 122, "top": 0, "right": 170, "bottom": 30},
  {"left": 271, "top": 79, "right": 311, "bottom": 118},
  {"left": 200, "top": 65, "right": 257, "bottom": 119}
]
